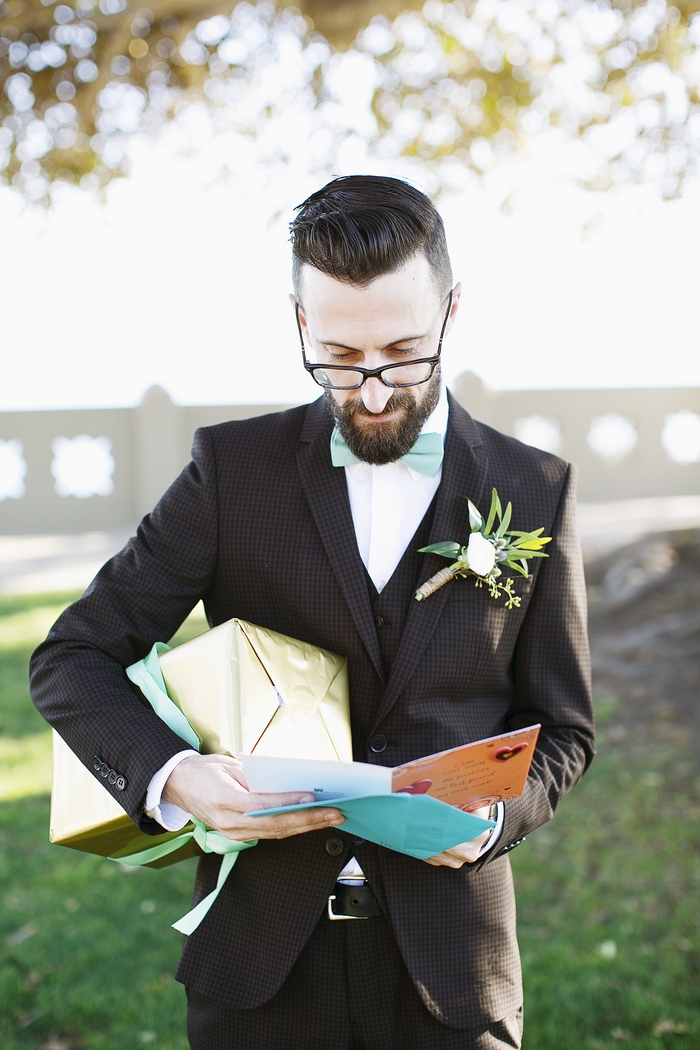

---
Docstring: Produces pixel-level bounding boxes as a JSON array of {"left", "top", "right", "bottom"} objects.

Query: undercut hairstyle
[{"left": 290, "top": 175, "right": 452, "bottom": 304}]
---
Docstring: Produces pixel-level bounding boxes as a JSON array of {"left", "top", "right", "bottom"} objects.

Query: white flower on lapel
[
  {"left": 466, "top": 532, "right": 496, "bottom": 576},
  {"left": 415, "top": 487, "right": 552, "bottom": 605}
]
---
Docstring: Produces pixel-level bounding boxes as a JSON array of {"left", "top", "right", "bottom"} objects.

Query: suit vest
[{"left": 364, "top": 495, "right": 437, "bottom": 682}]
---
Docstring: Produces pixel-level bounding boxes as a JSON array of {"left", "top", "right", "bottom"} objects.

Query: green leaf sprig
[{"left": 414, "top": 488, "right": 552, "bottom": 606}]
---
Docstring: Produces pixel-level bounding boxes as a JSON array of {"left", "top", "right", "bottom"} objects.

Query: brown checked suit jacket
[{"left": 30, "top": 392, "right": 594, "bottom": 1029}]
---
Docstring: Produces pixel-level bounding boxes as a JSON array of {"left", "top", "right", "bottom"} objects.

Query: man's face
[{"left": 295, "top": 254, "right": 459, "bottom": 465}]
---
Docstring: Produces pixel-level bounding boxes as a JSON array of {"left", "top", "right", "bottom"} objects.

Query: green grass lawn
[
  {"left": 514, "top": 745, "right": 700, "bottom": 1049},
  {"left": 0, "top": 592, "right": 698, "bottom": 1049}
]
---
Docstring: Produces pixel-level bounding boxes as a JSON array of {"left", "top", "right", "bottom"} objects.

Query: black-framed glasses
[{"left": 297, "top": 288, "right": 453, "bottom": 390}]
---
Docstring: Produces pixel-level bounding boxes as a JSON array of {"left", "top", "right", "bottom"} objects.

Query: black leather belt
[{"left": 327, "top": 882, "right": 383, "bottom": 921}]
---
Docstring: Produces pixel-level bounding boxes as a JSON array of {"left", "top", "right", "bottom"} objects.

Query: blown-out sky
[{"left": 2, "top": 103, "right": 699, "bottom": 412}]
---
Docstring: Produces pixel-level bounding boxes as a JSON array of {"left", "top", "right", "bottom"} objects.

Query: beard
[{"left": 325, "top": 369, "right": 441, "bottom": 467}]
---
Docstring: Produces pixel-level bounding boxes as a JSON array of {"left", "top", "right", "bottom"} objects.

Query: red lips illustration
[
  {"left": 395, "top": 778, "right": 433, "bottom": 795},
  {"left": 491, "top": 743, "right": 529, "bottom": 762}
]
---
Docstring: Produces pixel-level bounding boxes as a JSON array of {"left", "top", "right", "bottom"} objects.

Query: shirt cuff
[
  {"left": 144, "top": 749, "right": 198, "bottom": 831},
  {"left": 477, "top": 801, "right": 505, "bottom": 858}
]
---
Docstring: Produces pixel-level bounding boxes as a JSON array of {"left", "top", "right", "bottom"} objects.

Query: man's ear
[
  {"left": 291, "top": 294, "right": 309, "bottom": 335},
  {"left": 445, "top": 282, "right": 462, "bottom": 337}
]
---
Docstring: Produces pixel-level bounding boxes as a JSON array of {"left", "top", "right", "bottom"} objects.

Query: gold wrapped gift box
[{"left": 50, "top": 619, "right": 352, "bottom": 867}]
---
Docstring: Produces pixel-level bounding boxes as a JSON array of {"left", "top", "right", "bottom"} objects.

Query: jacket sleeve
[
  {"left": 474, "top": 463, "right": 595, "bottom": 869},
  {"left": 29, "top": 427, "right": 220, "bottom": 835}
]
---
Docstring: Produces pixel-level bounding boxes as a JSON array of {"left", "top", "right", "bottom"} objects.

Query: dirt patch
[{"left": 585, "top": 528, "right": 700, "bottom": 751}]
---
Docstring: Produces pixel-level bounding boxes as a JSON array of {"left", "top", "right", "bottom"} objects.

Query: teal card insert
[{"left": 251, "top": 793, "right": 495, "bottom": 860}]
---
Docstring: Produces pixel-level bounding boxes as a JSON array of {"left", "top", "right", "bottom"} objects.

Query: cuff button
[{"left": 115, "top": 775, "right": 127, "bottom": 791}]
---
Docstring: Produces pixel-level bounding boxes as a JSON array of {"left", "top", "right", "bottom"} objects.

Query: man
[{"left": 31, "top": 175, "right": 594, "bottom": 1050}]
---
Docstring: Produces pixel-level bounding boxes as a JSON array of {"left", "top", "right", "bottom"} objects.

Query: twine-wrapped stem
[{"left": 414, "top": 566, "right": 458, "bottom": 601}]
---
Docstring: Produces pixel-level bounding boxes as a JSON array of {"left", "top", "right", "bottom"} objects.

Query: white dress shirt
[
  {"left": 145, "top": 384, "right": 503, "bottom": 864},
  {"left": 344, "top": 385, "right": 447, "bottom": 593}
]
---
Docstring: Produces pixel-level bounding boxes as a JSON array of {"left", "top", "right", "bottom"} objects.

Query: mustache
[{"left": 337, "top": 389, "right": 415, "bottom": 420}]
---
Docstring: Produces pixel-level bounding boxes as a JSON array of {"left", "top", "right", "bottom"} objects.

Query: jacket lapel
[
  {"left": 297, "top": 399, "right": 386, "bottom": 684},
  {"left": 370, "top": 395, "right": 489, "bottom": 731}
]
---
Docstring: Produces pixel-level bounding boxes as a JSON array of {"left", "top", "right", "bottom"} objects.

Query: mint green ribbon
[
  {"left": 125, "top": 641, "right": 200, "bottom": 751},
  {"left": 109, "top": 642, "right": 258, "bottom": 935},
  {"left": 330, "top": 426, "right": 444, "bottom": 477},
  {"left": 113, "top": 816, "right": 256, "bottom": 935}
]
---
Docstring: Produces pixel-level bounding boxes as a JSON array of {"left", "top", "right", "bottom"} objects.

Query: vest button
[
  {"left": 370, "top": 734, "right": 387, "bottom": 753},
  {"left": 325, "top": 837, "right": 344, "bottom": 857},
  {"left": 374, "top": 615, "right": 385, "bottom": 628}
]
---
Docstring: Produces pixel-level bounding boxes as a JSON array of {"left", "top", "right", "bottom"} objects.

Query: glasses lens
[
  {"left": 310, "top": 367, "right": 364, "bottom": 389},
  {"left": 309, "top": 360, "right": 434, "bottom": 389},
  {"left": 379, "top": 361, "right": 434, "bottom": 387}
]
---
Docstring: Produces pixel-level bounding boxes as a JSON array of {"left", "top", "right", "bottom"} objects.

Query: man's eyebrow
[{"left": 317, "top": 332, "right": 429, "bottom": 351}]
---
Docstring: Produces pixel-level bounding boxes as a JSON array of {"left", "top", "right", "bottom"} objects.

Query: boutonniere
[{"left": 415, "top": 488, "right": 552, "bottom": 607}]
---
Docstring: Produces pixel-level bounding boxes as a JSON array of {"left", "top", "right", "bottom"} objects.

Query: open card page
[
  {"left": 241, "top": 754, "right": 392, "bottom": 800},
  {"left": 390, "top": 724, "right": 541, "bottom": 811}
]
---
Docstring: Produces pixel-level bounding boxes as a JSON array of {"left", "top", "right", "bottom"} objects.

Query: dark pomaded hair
[{"left": 290, "top": 175, "right": 452, "bottom": 302}]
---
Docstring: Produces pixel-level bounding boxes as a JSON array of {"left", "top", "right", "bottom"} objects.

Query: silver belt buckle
[{"left": 327, "top": 894, "right": 369, "bottom": 921}]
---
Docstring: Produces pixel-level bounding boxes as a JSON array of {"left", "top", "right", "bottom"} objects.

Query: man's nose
[{"left": 361, "top": 377, "right": 394, "bottom": 414}]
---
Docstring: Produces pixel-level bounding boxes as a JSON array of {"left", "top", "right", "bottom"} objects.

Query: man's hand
[
  {"left": 423, "top": 807, "right": 492, "bottom": 868},
  {"left": 162, "top": 753, "right": 344, "bottom": 841}
]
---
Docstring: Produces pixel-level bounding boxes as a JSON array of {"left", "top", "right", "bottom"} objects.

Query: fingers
[
  {"left": 235, "top": 790, "right": 317, "bottom": 813},
  {"left": 218, "top": 807, "right": 345, "bottom": 841},
  {"left": 217, "top": 788, "right": 345, "bottom": 838},
  {"left": 464, "top": 805, "right": 490, "bottom": 820},
  {"left": 422, "top": 836, "right": 489, "bottom": 867},
  {"left": 423, "top": 852, "right": 466, "bottom": 869},
  {"left": 164, "top": 751, "right": 348, "bottom": 841}
]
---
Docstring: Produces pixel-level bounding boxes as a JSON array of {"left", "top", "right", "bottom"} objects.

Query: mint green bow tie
[{"left": 330, "top": 426, "right": 444, "bottom": 477}]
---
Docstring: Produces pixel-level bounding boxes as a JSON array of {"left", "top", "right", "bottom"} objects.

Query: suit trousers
[{"left": 186, "top": 908, "right": 523, "bottom": 1050}]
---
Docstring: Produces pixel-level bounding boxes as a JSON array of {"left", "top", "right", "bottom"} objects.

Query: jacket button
[
  {"left": 370, "top": 734, "right": 387, "bottom": 753},
  {"left": 99, "top": 762, "right": 110, "bottom": 778},
  {"left": 115, "top": 775, "right": 127, "bottom": 791},
  {"left": 325, "top": 837, "right": 344, "bottom": 857},
  {"left": 353, "top": 837, "right": 365, "bottom": 846},
  {"left": 107, "top": 769, "right": 117, "bottom": 785},
  {"left": 374, "top": 615, "right": 384, "bottom": 628},
  {"left": 93, "top": 756, "right": 102, "bottom": 771}
]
